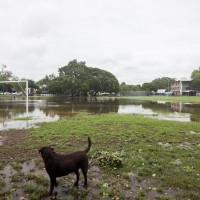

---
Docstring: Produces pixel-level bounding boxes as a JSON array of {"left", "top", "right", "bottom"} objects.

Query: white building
[{"left": 171, "top": 78, "right": 192, "bottom": 96}]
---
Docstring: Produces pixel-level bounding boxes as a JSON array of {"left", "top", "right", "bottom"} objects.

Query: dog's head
[{"left": 39, "top": 147, "right": 54, "bottom": 160}]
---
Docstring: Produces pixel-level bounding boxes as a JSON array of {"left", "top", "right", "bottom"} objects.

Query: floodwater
[{"left": 0, "top": 96, "right": 200, "bottom": 130}]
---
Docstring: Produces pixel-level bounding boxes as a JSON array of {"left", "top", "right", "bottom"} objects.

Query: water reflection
[{"left": 0, "top": 96, "right": 200, "bottom": 130}]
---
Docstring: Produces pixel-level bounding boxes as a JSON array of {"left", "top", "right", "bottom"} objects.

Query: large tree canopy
[
  {"left": 45, "top": 59, "right": 119, "bottom": 96},
  {"left": 191, "top": 67, "right": 200, "bottom": 90}
]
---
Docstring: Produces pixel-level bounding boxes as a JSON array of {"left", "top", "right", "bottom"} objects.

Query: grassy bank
[
  {"left": 115, "top": 95, "right": 200, "bottom": 103},
  {"left": 1, "top": 112, "right": 200, "bottom": 199}
]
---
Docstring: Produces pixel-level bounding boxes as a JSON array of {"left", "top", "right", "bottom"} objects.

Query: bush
[{"left": 94, "top": 151, "right": 124, "bottom": 168}]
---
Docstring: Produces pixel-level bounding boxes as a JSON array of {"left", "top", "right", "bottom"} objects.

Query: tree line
[
  {"left": 1, "top": 61, "right": 200, "bottom": 96},
  {"left": 37, "top": 59, "right": 119, "bottom": 96},
  {"left": 120, "top": 77, "right": 174, "bottom": 93}
]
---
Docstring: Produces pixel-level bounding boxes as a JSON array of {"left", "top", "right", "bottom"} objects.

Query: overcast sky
[{"left": 0, "top": 0, "right": 200, "bottom": 85}]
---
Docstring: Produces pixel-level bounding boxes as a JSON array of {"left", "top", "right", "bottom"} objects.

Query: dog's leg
[
  {"left": 81, "top": 165, "right": 88, "bottom": 188},
  {"left": 74, "top": 170, "right": 80, "bottom": 187},
  {"left": 55, "top": 178, "right": 58, "bottom": 187},
  {"left": 49, "top": 176, "right": 56, "bottom": 195}
]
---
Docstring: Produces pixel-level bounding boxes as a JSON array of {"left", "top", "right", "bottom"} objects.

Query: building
[
  {"left": 172, "top": 78, "right": 194, "bottom": 96},
  {"left": 156, "top": 89, "right": 166, "bottom": 95}
]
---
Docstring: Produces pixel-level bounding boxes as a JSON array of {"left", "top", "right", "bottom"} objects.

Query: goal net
[{"left": 0, "top": 81, "right": 29, "bottom": 115}]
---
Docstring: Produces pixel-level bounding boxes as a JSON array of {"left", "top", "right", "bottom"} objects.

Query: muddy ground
[{"left": 0, "top": 130, "right": 176, "bottom": 200}]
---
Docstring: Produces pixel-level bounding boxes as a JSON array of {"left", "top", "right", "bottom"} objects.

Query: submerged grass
[
  {"left": 116, "top": 95, "right": 200, "bottom": 103},
  {"left": 14, "top": 116, "right": 33, "bottom": 120},
  {"left": 1, "top": 112, "right": 200, "bottom": 199}
]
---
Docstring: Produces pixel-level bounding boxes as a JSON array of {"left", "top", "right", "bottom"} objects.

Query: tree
[
  {"left": 120, "top": 82, "right": 142, "bottom": 92},
  {"left": 47, "top": 80, "right": 64, "bottom": 94},
  {"left": 36, "top": 74, "right": 56, "bottom": 94},
  {"left": 120, "top": 82, "right": 129, "bottom": 91},
  {"left": 191, "top": 67, "right": 200, "bottom": 90},
  {"left": 58, "top": 60, "right": 91, "bottom": 95},
  {"left": 142, "top": 82, "right": 154, "bottom": 91},
  {"left": 55, "top": 60, "right": 119, "bottom": 96},
  {"left": 88, "top": 67, "right": 119, "bottom": 94},
  {"left": 0, "top": 65, "right": 13, "bottom": 93},
  {"left": 148, "top": 77, "right": 174, "bottom": 92}
]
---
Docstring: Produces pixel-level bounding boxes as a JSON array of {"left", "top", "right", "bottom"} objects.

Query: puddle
[
  {"left": 0, "top": 159, "right": 105, "bottom": 200},
  {"left": 130, "top": 173, "right": 176, "bottom": 200},
  {"left": 147, "top": 112, "right": 191, "bottom": 122},
  {"left": 0, "top": 158, "right": 183, "bottom": 199},
  {"left": 0, "top": 135, "right": 3, "bottom": 145},
  {"left": 0, "top": 115, "right": 59, "bottom": 130},
  {"left": 2, "top": 165, "right": 12, "bottom": 189},
  {"left": 186, "top": 131, "right": 200, "bottom": 135}
]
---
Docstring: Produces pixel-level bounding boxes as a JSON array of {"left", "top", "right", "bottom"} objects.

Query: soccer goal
[{"left": 0, "top": 80, "right": 29, "bottom": 115}]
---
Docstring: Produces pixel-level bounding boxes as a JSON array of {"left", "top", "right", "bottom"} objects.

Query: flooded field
[{"left": 0, "top": 96, "right": 200, "bottom": 130}]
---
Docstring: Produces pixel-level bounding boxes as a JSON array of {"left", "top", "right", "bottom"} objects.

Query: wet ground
[
  {"left": 0, "top": 130, "right": 179, "bottom": 200},
  {"left": 1, "top": 161, "right": 176, "bottom": 200}
]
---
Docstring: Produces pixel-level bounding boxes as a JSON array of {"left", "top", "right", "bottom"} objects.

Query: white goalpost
[{"left": 0, "top": 80, "right": 29, "bottom": 115}]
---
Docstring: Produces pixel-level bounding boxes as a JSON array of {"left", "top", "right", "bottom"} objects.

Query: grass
[
  {"left": 1, "top": 112, "right": 200, "bottom": 199},
  {"left": 27, "top": 173, "right": 48, "bottom": 186},
  {"left": 24, "top": 183, "right": 47, "bottom": 200},
  {"left": 14, "top": 116, "right": 33, "bottom": 120},
  {"left": 116, "top": 95, "right": 200, "bottom": 103},
  {"left": 28, "top": 112, "right": 200, "bottom": 198}
]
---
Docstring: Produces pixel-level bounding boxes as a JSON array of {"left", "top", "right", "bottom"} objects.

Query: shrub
[{"left": 94, "top": 151, "right": 124, "bottom": 168}]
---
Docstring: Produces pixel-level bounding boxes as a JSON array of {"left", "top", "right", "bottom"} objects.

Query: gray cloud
[{"left": 0, "top": 0, "right": 200, "bottom": 84}]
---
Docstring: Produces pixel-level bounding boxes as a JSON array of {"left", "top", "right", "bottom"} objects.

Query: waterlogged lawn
[
  {"left": 27, "top": 113, "right": 200, "bottom": 199},
  {"left": 117, "top": 95, "right": 200, "bottom": 103},
  {"left": 1, "top": 112, "right": 200, "bottom": 199},
  {"left": 14, "top": 116, "right": 33, "bottom": 121}
]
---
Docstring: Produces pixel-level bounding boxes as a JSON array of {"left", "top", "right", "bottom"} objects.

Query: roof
[{"left": 157, "top": 89, "right": 166, "bottom": 93}]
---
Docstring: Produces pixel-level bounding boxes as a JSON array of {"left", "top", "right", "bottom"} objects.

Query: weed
[
  {"left": 137, "top": 188, "right": 148, "bottom": 200},
  {"left": 155, "top": 197, "right": 174, "bottom": 200},
  {"left": 0, "top": 177, "right": 4, "bottom": 187},
  {"left": 93, "top": 151, "right": 124, "bottom": 168},
  {"left": 27, "top": 173, "right": 48, "bottom": 186},
  {"left": 23, "top": 183, "right": 47, "bottom": 200},
  {"left": 11, "top": 161, "right": 21, "bottom": 171},
  {"left": 11, "top": 171, "right": 24, "bottom": 182}
]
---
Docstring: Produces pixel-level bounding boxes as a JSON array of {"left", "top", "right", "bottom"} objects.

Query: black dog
[{"left": 39, "top": 137, "right": 91, "bottom": 195}]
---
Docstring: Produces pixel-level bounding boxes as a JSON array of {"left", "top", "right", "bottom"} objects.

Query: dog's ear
[
  {"left": 39, "top": 148, "right": 42, "bottom": 154},
  {"left": 39, "top": 147, "right": 45, "bottom": 154}
]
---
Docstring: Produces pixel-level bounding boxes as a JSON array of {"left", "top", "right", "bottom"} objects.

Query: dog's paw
[
  {"left": 50, "top": 192, "right": 57, "bottom": 200},
  {"left": 74, "top": 182, "right": 79, "bottom": 187},
  {"left": 83, "top": 184, "right": 88, "bottom": 189}
]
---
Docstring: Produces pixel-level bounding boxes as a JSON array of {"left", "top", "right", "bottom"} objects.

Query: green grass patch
[
  {"left": 26, "top": 112, "right": 200, "bottom": 199},
  {"left": 1, "top": 112, "right": 200, "bottom": 199},
  {"left": 24, "top": 183, "right": 47, "bottom": 200},
  {"left": 116, "top": 95, "right": 200, "bottom": 103},
  {"left": 0, "top": 177, "right": 4, "bottom": 188},
  {"left": 27, "top": 173, "right": 48, "bottom": 186},
  {"left": 14, "top": 116, "right": 33, "bottom": 120}
]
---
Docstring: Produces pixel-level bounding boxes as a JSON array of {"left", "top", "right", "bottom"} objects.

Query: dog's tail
[{"left": 84, "top": 137, "right": 91, "bottom": 154}]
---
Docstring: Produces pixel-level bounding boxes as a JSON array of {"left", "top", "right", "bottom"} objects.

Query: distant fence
[{"left": 120, "top": 91, "right": 150, "bottom": 96}]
